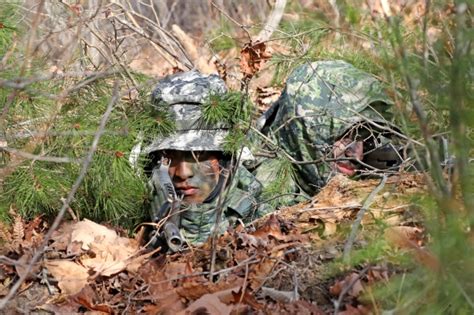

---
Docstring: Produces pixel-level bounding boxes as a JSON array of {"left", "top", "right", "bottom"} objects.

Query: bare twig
[
  {"left": 0, "top": 82, "right": 120, "bottom": 310},
  {"left": 299, "top": 204, "right": 361, "bottom": 212},
  {"left": 0, "top": 147, "right": 80, "bottom": 163},
  {"left": 210, "top": 1, "right": 252, "bottom": 42},
  {"left": 342, "top": 175, "right": 387, "bottom": 262}
]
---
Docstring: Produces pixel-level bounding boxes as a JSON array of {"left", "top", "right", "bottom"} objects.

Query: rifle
[
  {"left": 149, "top": 157, "right": 185, "bottom": 252},
  {"left": 361, "top": 135, "right": 453, "bottom": 172}
]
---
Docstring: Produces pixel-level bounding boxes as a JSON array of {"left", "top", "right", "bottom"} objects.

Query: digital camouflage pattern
[
  {"left": 258, "top": 60, "right": 398, "bottom": 195},
  {"left": 145, "top": 70, "right": 229, "bottom": 153},
  {"left": 150, "top": 165, "right": 271, "bottom": 244},
  {"left": 145, "top": 70, "right": 269, "bottom": 244}
]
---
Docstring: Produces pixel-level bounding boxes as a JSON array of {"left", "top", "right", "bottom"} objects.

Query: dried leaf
[
  {"left": 45, "top": 260, "right": 89, "bottom": 295},
  {"left": 14, "top": 252, "right": 40, "bottom": 280},
  {"left": 80, "top": 241, "right": 137, "bottom": 277},
  {"left": 0, "top": 221, "right": 13, "bottom": 254},
  {"left": 252, "top": 214, "right": 284, "bottom": 240},
  {"left": 138, "top": 261, "right": 186, "bottom": 314},
  {"left": 61, "top": 219, "right": 141, "bottom": 277},
  {"left": 339, "top": 304, "right": 371, "bottom": 315},
  {"left": 231, "top": 287, "right": 264, "bottom": 310},
  {"left": 329, "top": 273, "right": 364, "bottom": 298},
  {"left": 323, "top": 221, "right": 338, "bottom": 236},
  {"left": 384, "top": 226, "right": 423, "bottom": 248},
  {"left": 38, "top": 301, "right": 81, "bottom": 315},
  {"left": 71, "top": 285, "right": 113, "bottom": 314},
  {"left": 237, "top": 232, "right": 268, "bottom": 248},
  {"left": 178, "top": 292, "right": 233, "bottom": 315},
  {"left": 69, "top": 219, "right": 121, "bottom": 251},
  {"left": 249, "top": 257, "right": 276, "bottom": 290},
  {"left": 240, "top": 41, "right": 271, "bottom": 79},
  {"left": 24, "top": 215, "right": 43, "bottom": 242},
  {"left": 384, "top": 226, "right": 439, "bottom": 271},
  {"left": 177, "top": 276, "right": 243, "bottom": 301},
  {"left": 50, "top": 221, "right": 74, "bottom": 252}
]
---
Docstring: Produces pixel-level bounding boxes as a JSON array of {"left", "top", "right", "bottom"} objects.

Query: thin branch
[
  {"left": 0, "top": 82, "right": 120, "bottom": 310},
  {"left": 343, "top": 175, "right": 387, "bottom": 262},
  {"left": 210, "top": 1, "right": 252, "bottom": 42},
  {"left": 0, "top": 147, "right": 80, "bottom": 163}
]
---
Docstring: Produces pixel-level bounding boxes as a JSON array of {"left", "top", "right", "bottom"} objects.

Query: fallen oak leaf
[
  {"left": 69, "top": 219, "right": 121, "bottom": 251},
  {"left": 45, "top": 260, "right": 89, "bottom": 295},
  {"left": 80, "top": 240, "right": 138, "bottom": 277}
]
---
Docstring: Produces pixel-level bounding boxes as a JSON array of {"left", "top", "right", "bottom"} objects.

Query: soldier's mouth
[
  {"left": 177, "top": 187, "right": 199, "bottom": 196},
  {"left": 335, "top": 161, "right": 357, "bottom": 176}
]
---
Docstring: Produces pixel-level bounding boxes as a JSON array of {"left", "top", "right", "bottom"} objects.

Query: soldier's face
[
  {"left": 332, "top": 138, "right": 364, "bottom": 176},
  {"left": 164, "top": 150, "right": 222, "bottom": 204}
]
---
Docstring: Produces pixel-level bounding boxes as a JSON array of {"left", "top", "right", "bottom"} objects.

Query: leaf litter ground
[{"left": 0, "top": 173, "right": 430, "bottom": 314}]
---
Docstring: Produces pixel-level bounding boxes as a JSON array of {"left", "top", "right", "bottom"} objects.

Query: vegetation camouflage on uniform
[
  {"left": 145, "top": 70, "right": 269, "bottom": 244},
  {"left": 259, "top": 60, "right": 396, "bottom": 195}
]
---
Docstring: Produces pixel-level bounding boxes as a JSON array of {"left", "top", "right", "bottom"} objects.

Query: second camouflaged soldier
[{"left": 254, "top": 60, "right": 408, "bottom": 198}]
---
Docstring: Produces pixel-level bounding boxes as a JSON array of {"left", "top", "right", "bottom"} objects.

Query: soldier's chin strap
[{"left": 203, "top": 158, "right": 231, "bottom": 203}]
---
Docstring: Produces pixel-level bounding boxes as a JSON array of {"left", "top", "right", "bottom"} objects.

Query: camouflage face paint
[{"left": 165, "top": 150, "right": 221, "bottom": 204}]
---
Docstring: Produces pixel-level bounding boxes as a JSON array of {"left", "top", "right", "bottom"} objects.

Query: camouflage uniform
[
  {"left": 145, "top": 70, "right": 268, "bottom": 245},
  {"left": 145, "top": 61, "right": 402, "bottom": 244},
  {"left": 255, "top": 60, "right": 402, "bottom": 196}
]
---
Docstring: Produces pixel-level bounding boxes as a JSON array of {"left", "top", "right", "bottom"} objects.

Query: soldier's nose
[
  {"left": 345, "top": 141, "right": 363, "bottom": 159},
  {"left": 174, "top": 160, "right": 194, "bottom": 181}
]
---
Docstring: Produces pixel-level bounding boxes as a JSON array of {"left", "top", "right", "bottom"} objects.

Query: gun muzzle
[{"left": 163, "top": 222, "right": 184, "bottom": 252}]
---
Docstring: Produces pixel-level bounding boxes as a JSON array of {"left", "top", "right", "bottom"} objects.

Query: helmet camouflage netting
[{"left": 145, "top": 70, "right": 229, "bottom": 153}]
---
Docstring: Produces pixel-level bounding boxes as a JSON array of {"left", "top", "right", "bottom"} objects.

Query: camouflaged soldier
[
  {"left": 144, "top": 70, "right": 268, "bottom": 250},
  {"left": 255, "top": 60, "right": 408, "bottom": 197}
]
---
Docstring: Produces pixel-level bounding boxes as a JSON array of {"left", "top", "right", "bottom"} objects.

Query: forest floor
[{"left": 0, "top": 172, "right": 431, "bottom": 314}]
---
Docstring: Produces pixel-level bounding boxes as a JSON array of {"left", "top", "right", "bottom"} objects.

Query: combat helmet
[
  {"left": 145, "top": 70, "right": 229, "bottom": 154},
  {"left": 262, "top": 60, "right": 405, "bottom": 194}
]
